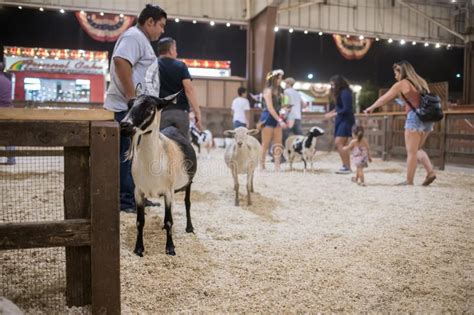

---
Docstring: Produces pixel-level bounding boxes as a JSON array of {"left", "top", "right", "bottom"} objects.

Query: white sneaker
[{"left": 335, "top": 166, "right": 351, "bottom": 174}]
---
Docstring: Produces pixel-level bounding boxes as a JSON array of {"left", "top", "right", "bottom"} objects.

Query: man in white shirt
[
  {"left": 231, "top": 87, "right": 250, "bottom": 128},
  {"left": 104, "top": 4, "right": 167, "bottom": 213},
  {"left": 283, "top": 77, "right": 305, "bottom": 141}
]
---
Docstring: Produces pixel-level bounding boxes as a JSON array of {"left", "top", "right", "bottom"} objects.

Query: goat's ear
[
  {"left": 135, "top": 83, "right": 144, "bottom": 96},
  {"left": 223, "top": 130, "right": 235, "bottom": 137},
  {"left": 127, "top": 98, "right": 136, "bottom": 110},
  {"left": 163, "top": 91, "right": 181, "bottom": 104},
  {"left": 247, "top": 129, "right": 260, "bottom": 136}
]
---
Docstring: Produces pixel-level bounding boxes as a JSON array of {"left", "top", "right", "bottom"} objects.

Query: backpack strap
[{"left": 400, "top": 79, "right": 419, "bottom": 113}]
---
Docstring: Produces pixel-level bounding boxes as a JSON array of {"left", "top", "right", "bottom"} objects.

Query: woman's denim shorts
[{"left": 405, "top": 111, "right": 434, "bottom": 132}]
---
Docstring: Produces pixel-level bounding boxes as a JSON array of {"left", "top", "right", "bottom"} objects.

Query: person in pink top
[{"left": 364, "top": 61, "right": 436, "bottom": 186}]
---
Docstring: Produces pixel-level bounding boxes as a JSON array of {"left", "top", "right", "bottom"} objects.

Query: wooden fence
[
  {"left": 300, "top": 110, "right": 474, "bottom": 169},
  {"left": 0, "top": 109, "right": 120, "bottom": 314}
]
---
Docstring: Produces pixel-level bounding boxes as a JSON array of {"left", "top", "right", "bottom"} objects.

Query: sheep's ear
[
  {"left": 224, "top": 130, "right": 235, "bottom": 137},
  {"left": 247, "top": 129, "right": 260, "bottom": 136}
]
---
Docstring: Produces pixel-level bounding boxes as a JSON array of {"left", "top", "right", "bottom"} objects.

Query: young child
[{"left": 344, "top": 125, "right": 372, "bottom": 186}]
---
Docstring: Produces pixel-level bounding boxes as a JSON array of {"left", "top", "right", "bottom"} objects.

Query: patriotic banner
[
  {"left": 332, "top": 35, "right": 373, "bottom": 60},
  {"left": 76, "top": 11, "right": 135, "bottom": 42}
]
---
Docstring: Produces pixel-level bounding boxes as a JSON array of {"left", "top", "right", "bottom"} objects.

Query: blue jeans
[
  {"left": 115, "top": 111, "right": 135, "bottom": 210},
  {"left": 233, "top": 120, "right": 247, "bottom": 128}
]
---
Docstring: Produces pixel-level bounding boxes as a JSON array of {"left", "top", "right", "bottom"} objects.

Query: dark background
[{"left": 0, "top": 6, "right": 465, "bottom": 98}]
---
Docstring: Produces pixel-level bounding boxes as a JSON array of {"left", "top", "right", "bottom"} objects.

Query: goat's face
[
  {"left": 120, "top": 92, "right": 180, "bottom": 137},
  {"left": 308, "top": 126, "right": 325, "bottom": 137},
  {"left": 224, "top": 127, "right": 259, "bottom": 149}
]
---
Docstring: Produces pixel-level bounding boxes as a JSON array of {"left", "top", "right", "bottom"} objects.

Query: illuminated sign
[
  {"left": 5, "top": 57, "right": 108, "bottom": 75},
  {"left": 180, "top": 58, "right": 231, "bottom": 77}
]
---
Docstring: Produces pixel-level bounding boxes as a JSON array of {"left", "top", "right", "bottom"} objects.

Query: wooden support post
[
  {"left": 439, "top": 114, "right": 448, "bottom": 170},
  {"left": 463, "top": 41, "right": 474, "bottom": 104},
  {"left": 247, "top": 6, "right": 278, "bottom": 93},
  {"left": 384, "top": 115, "right": 394, "bottom": 161},
  {"left": 64, "top": 147, "right": 92, "bottom": 307},
  {"left": 90, "top": 121, "right": 120, "bottom": 315}
]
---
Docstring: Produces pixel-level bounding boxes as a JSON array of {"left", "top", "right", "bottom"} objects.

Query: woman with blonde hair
[
  {"left": 259, "top": 69, "right": 286, "bottom": 171},
  {"left": 364, "top": 60, "right": 436, "bottom": 186}
]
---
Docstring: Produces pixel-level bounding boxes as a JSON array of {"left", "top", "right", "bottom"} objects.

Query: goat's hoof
[
  {"left": 134, "top": 247, "right": 144, "bottom": 257},
  {"left": 186, "top": 226, "right": 194, "bottom": 233},
  {"left": 166, "top": 246, "right": 176, "bottom": 256}
]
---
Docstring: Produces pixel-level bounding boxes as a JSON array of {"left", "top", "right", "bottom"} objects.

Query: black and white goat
[
  {"left": 120, "top": 92, "right": 196, "bottom": 256},
  {"left": 285, "top": 126, "right": 325, "bottom": 171},
  {"left": 190, "top": 125, "right": 213, "bottom": 158}
]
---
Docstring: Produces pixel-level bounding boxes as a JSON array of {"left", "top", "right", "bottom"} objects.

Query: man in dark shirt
[{"left": 157, "top": 37, "right": 202, "bottom": 136}]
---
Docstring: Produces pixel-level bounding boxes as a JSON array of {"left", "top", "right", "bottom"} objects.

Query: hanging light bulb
[
  {"left": 192, "top": 20, "right": 197, "bottom": 24},
  {"left": 175, "top": 18, "right": 180, "bottom": 22},
  {"left": 210, "top": 21, "right": 215, "bottom": 26},
  {"left": 226, "top": 22, "right": 231, "bottom": 27},
  {"left": 39, "top": 7, "right": 44, "bottom": 12},
  {"left": 318, "top": 31, "right": 323, "bottom": 36},
  {"left": 400, "top": 39, "right": 406, "bottom": 45},
  {"left": 412, "top": 41, "right": 416, "bottom": 45},
  {"left": 359, "top": 35, "right": 364, "bottom": 40},
  {"left": 289, "top": 28, "right": 294, "bottom": 33},
  {"left": 274, "top": 26, "right": 279, "bottom": 32},
  {"left": 304, "top": 30, "right": 308, "bottom": 34},
  {"left": 388, "top": 38, "right": 393, "bottom": 43}
]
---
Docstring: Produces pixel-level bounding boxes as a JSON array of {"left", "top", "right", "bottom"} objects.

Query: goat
[
  {"left": 223, "top": 127, "right": 261, "bottom": 206},
  {"left": 120, "top": 92, "right": 196, "bottom": 256},
  {"left": 285, "top": 126, "right": 325, "bottom": 171},
  {"left": 190, "top": 125, "right": 213, "bottom": 158}
]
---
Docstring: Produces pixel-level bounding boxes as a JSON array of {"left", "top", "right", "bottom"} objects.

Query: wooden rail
[{"left": 0, "top": 114, "right": 120, "bottom": 314}]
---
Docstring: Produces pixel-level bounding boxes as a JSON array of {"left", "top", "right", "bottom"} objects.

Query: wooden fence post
[
  {"left": 439, "top": 113, "right": 448, "bottom": 170},
  {"left": 383, "top": 115, "right": 393, "bottom": 161},
  {"left": 64, "top": 147, "right": 91, "bottom": 307},
  {"left": 90, "top": 121, "right": 120, "bottom": 315}
]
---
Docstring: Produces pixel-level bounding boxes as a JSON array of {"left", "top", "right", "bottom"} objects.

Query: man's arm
[
  {"left": 113, "top": 57, "right": 135, "bottom": 101},
  {"left": 183, "top": 79, "right": 202, "bottom": 130}
]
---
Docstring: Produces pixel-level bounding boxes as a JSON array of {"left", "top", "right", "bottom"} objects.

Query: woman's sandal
[{"left": 422, "top": 173, "right": 437, "bottom": 186}]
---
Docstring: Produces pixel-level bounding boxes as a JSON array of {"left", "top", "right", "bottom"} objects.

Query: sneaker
[
  {"left": 121, "top": 207, "right": 136, "bottom": 214},
  {"left": 335, "top": 166, "right": 351, "bottom": 174},
  {"left": 5, "top": 158, "right": 16, "bottom": 165}
]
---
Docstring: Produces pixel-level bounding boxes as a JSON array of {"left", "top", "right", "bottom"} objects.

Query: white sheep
[
  {"left": 285, "top": 126, "right": 325, "bottom": 171},
  {"left": 223, "top": 127, "right": 261, "bottom": 206},
  {"left": 120, "top": 92, "right": 196, "bottom": 256}
]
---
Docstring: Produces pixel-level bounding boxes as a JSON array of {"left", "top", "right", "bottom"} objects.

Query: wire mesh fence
[{"left": 0, "top": 146, "right": 88, "bottom": 314}]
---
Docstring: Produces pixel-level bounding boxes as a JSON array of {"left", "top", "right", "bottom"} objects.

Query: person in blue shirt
[{"left": 324, "top": 75, "right": 355, "bottom": 174}]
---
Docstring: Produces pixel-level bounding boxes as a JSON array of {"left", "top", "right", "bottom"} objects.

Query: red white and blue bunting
[
  {"left": 332, "top": 34, "right": 373, "bottom": 60},
  {"left": 75, "top": 11, "right": 135, "bottom": 42}
]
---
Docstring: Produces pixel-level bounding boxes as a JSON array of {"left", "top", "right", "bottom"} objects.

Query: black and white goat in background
[
  {"left": 285, "top": 126, "right": 325, "bottom": 171},
  {"left": 189, "top": 125, "right": 213, "bottom": 158},
  {"left": 120, "top": 92, "right": 196, "bottom": 256}
]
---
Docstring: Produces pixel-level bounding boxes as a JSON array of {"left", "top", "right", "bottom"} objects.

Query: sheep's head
[
  {"left": 224, "top": 127, "right": 259, "bottom": 149},
  {"left": 308, "top": 126, "right": 325, "bottom": 137},
  {"left": 120, "top": 91, "right": 180, "bottom": 137}
]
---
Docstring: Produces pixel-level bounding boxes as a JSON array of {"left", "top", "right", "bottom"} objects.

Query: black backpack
[{"left": 401, "top": 79, "right": 444, "bottom": 123}]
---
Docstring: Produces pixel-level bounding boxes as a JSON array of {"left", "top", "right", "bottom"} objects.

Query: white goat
[
  {"left": 223, "top": 127, "right": 261, "bottom": 206},
  {"left": 285, "top": 126, "right": 325, "bottom": 171},
  {"left": 120, "top": 92, "right": 196, "bottom": 256}
]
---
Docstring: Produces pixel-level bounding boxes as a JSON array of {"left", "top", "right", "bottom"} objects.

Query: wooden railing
[{"left": 0, "top": 108, "right": 120, "bottom": 314}]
